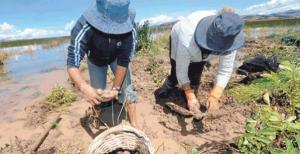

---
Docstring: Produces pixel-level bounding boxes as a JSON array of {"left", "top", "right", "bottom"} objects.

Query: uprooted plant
[{"left": 46, "top": 85, "right": 76, "bottom": 110}]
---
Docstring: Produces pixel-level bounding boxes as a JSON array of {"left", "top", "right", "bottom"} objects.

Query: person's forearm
[
  {"left": 113, "top": 65, "right": 127, "bottom": 89},
  {"left": 67, "top": 67, "right": 87, "bottom": 88},
  {"left": 215, "top": 50, "right": 237, "bottom": 88},
  {"left": 182, "top": 82, "right": 196, "bottom": 99}
]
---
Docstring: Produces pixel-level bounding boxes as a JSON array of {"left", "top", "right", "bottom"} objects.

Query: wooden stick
[
  {"left": 15, "top": 136, "right": 24, "bottom": 154},
  {"left": 31, "top": 116, "right": 62, "bottom": 153}
]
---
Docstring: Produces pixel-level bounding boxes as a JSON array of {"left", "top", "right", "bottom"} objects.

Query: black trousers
[
  {"left": 167, "top": 59, "right": 206, "bottom": 87},
  {"left": 167, "top": 36, "right": 207, "bottom": 87}
]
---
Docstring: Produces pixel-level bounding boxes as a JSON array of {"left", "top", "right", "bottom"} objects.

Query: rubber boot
[
  {"left": 190, "top": 85, "right": 200, "bottom": 96},
  {"left": 155, "top": 78, "right": 175, "bottom": 98}
]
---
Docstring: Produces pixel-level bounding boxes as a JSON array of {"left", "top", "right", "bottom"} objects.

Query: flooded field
[
  {"left": 0, "top": 41, "right": 69, "bottom": 115},
  {"left": 2, "top": 44, "right": 67, "bottom": 81}
]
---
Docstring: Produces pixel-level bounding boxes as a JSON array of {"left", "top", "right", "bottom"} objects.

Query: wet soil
[{"left": 0, "top": 51, "right": 252, "bottom": 153}]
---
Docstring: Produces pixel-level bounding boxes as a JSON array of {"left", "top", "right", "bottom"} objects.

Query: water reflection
[{"left": 1, "top": 43, "right": 68, "bottom": 82}]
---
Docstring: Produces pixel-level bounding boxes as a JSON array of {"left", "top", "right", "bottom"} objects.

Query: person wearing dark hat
[
  {"left": 157, "top": 8, "right": 245, "bottom": 112},
  {"left": 67, "top": 0, "right": 138, "bottom": 127}
]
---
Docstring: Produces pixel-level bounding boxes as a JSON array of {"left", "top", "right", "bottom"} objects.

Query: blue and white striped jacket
[{"left": 67, "top": 16, "right": 137, "bottom": 68}]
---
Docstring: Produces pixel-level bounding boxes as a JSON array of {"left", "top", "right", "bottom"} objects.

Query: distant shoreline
[
  {"left": 0, "top": 36, "right": 70, "bottom": 48},
  {"left": 1, "top": 17, "right": 300, "bottom": 48}
]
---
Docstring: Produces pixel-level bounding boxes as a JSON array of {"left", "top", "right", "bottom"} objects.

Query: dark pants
[
  {"left": 167, "top": 36, "right": 207, "bottom": 88},
  {"left": 167, "top": 59, "right": 206, "bottom": 88}
]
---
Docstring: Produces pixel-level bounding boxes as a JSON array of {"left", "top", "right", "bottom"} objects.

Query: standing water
[{"left": 0, "top": 43, "right": 68, "bottom": 82}]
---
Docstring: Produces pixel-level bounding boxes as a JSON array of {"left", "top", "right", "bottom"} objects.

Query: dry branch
[{"left": 31, "top": 116, "right": 62, "bottom": 153}]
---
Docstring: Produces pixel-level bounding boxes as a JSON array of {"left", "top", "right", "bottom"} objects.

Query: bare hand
[
  {"left": 79, "top": 84, "right": 102, "bottom": 105},
  {"left": 206, "top": 96, "right": 220, "bottom": 111},
  {"left": 187, "top": 98, "right": 200, "bottom": 113},
  {"left": 97, "top": 89, "right": 119, "bottom": 102}
]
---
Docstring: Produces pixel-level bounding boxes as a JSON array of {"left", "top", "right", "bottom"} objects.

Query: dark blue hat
[
  {"left": 194, "top": 12, "right": 245, "bottom": 53},
  {"left": 83, "top": 0, "right": 136, "bottom": 34}
]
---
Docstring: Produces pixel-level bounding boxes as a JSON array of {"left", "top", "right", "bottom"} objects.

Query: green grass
[
  {"left": 149, "top": 31, "right": 170, "bottom": 54},
  {"left": 143, "top": 30, "right": 170, "bottom": 86},
  {"left": 0, "top": 36, "right": 70, "bottom": 48},
  {"left": 229, "top": 62, "right": 300, "bottom": 105},
  {"left": 241, "top": 38, "right": 300, "bottom": 64},
  {"left": 245, "top": 18, "right": 300, "bottom": 28}
]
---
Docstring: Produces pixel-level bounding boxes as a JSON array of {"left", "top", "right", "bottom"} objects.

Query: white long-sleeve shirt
[{"left": 170, "top": 11, "right": 237, "bottom": 89}]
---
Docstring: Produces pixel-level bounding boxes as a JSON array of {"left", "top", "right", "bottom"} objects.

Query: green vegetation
[
  {"left": 189, "top": 148, "right": 199, "bottom": 154},
  {"left": 268, "top": 31, "right": 300, "bottom": 47},
  {"left": 145, "top": 56, "right": 168, "bottom": 86},
  {"left": 0, "top": 36, "right": 70, "bottom": 48},
  {"left": 242, "top": 40, "right": 300, "bottom": 64},
  {"left": 245, "top": 18, "right": 300, "bottom": 28},
  {"left": 137, "top": 21, "right": 170, "bottom": 86},
  {"left": 137, "top": 21, "right": 152, "bottom": 52},
  {"left": 231, "top": 61, "right": 300, "bottom": 153},
  {"left": 238, "top": 105, "right": 300, "bottom": 154},
  {"left": 150, "top": 31, "right": 170, "bottom": 54},
  {"left": 46, "top": 85, "right": 76, "bottom": 110},
  {"left": 137, "top": 21, "right": 170, "bottom": 54},
  {"left": 271, "top": 46, "right": 300, "bottom": 63},
  {"left": 230, "top": 61, "right": 300, "bottom": 113}
]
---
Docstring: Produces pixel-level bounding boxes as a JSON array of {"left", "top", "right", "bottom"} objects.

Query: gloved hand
[
  {"left": 97, "top": 89, "right": 119, "bottom": 102},
  {"left": 185, "top": 89, "right": 200, "bottom": 113},
  {"left": 206, "top": 85, "right": 223, "bottom": 111}
]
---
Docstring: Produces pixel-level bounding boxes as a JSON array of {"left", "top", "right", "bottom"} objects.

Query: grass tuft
[{"left": 46, "top": 85, "right": 76, "bottom": 110}]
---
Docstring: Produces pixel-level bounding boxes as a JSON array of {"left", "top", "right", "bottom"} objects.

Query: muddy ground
[{"left": 0, "top": 42, "right": 257, "bottom": 153}]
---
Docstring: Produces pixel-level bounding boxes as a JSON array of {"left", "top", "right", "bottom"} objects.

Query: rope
[
  {"left": 117, "top": 101, "right": 126, "bottom": 124},
  {"left": 114, "top": 67, "right": 130, "bottom": 126},
  {"left": 111, "top": 99, "right": 115, "bottom": 126}
]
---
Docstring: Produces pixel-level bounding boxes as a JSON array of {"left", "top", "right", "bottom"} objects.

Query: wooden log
[
  {"left": 165, "top": 102, "right": 193, "bottom": 117},
  {"left": 165, "top": 102, "right": 246, "bottom": 120},
  {"left": 165, "top": 102, "right": 205, "bottom": 120},
  {"left": 31, "top": 116, "right": 62, "bottom": 153}
]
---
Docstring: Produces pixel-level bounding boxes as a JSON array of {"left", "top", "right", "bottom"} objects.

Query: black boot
[
  {"left": 190, "top": 85, "right": 200, "bottom": 96},
  {"left": 155, "top": 79, "right": 175, "bottom": 99}
]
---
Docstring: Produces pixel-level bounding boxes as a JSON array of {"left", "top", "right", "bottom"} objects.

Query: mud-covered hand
[
  {"left": 185, "top": 89, "right": 200, "bottom": 113},
  {"left": 97, "top": 89, "right": 119, "bottom": 102},
  {"left": 79, "top": 83, "right": 102, "bottom": 105},
  {"left": 206, "top": 86, "right": 223, "bottom": 111}
]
